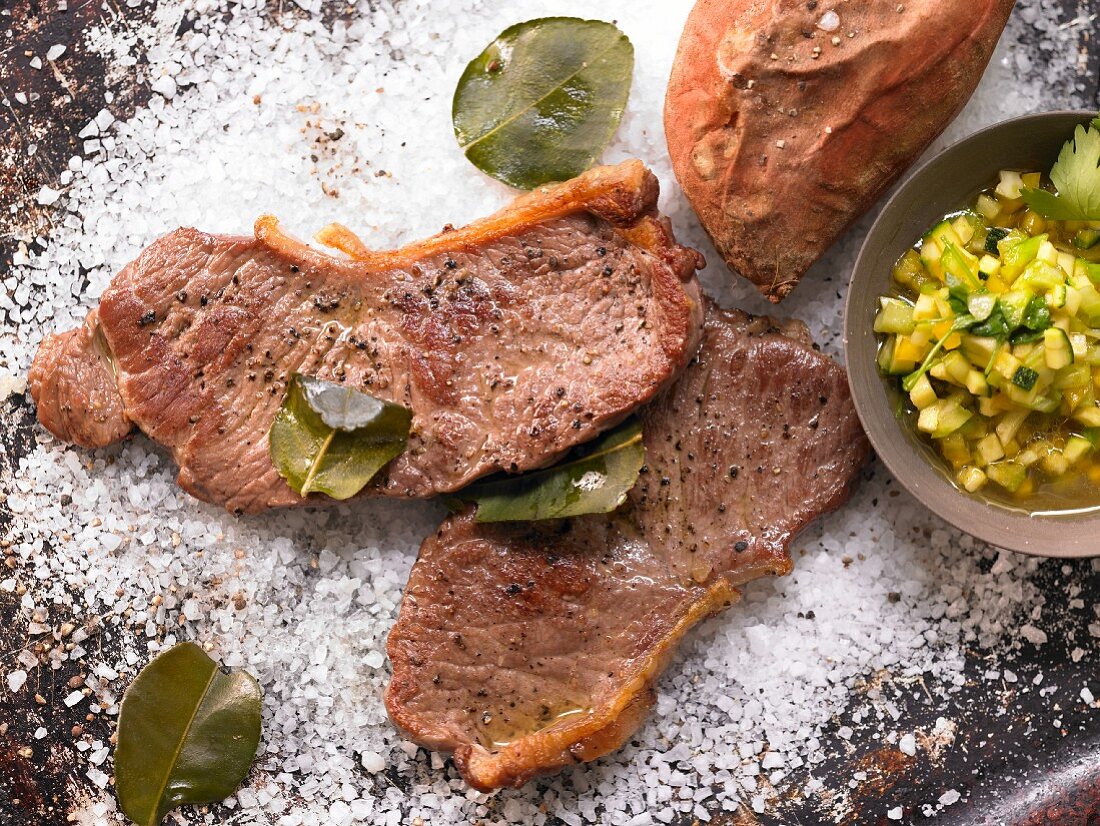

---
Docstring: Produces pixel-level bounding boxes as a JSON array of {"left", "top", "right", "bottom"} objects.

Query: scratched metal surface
[{"left": 1, "top": 2, "right": 1099, "bottom": 825}]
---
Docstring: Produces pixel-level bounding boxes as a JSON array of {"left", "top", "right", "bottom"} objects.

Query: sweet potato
[{"left": 665, "top": 0, "right": 1016, "bottom": 302}]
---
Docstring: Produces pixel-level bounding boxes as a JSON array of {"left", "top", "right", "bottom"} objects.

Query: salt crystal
[
  {"left": 34, "top": 727, "right": 47, "bottom": 739},
  {"left": 36, "top": 186, "right": 62, "bottom": 206},
  {"left": 94, "top": 109, "right": 115, "bottom": 131},
  {"left": 898, "top": 733, "right": 916, "bottom": 756},
  {"left": 1020, "top": 625, "right": 1048, "bottom": 645},
  {"left": 360, "top": 751, "right": 385, "bottom": 773},
  {"left": 363, "top": 649, "right": 384, "bottom": 669},
  {"left": 63, "top": 690, "right": 84, "bottom": 707},
  {"left": 6, "top": 670, "right": 27, "bottom": 693},
  {"left": 887, "top": 806, "right": 903, "bottom": 820},
  {"left": 939, "top": 789, "right": 961, "bottom": 806},
  {"left": 46, "top": 44, "right": 66, "bottom": 61},
  {"left": 817, "top": 10, "right": 840, "bottom": 31},
  {"left": 761, "top": 752, "right": 784, "bottom": 770},
  {"left": 1082, "top": 687, "right": 1095, "bottom": 705},
  {"left": 151, "top": 75, "right": 177, "bottom": 98},
  {"left": 237, "top": 788, "right": 258, "bottom": 808}
]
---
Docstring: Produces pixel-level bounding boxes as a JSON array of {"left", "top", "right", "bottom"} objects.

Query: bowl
[{"left": 844, "top": 110, "right": 1100, "bottom": 558}]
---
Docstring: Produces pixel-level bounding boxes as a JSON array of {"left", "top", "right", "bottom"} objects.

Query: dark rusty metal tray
[{"left": 2, "top": 1, "right": 1099, "bottom": 824}]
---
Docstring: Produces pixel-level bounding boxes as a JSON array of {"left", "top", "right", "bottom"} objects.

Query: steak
[
  {"left": 385, "top": 301, "right": 869, "bottom": 790},
  {"left": 29, "top": 161, "right": 704, "bottom": 513}
]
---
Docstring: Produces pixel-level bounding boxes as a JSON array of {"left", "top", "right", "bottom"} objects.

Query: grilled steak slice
[
  {"left": 385, "top": 301, "right": 869, "bottom": 790},
  {"left": 29, "top": 161, "right": 704, "bottom": 513}
]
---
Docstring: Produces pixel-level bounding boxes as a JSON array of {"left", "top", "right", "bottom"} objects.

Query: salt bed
[{"left": 0, "top": 0, "right": 1098, "bottom": 824}]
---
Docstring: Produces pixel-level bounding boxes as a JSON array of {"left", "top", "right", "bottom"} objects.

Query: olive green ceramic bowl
[{"left": 844, "top": 110, "right": 1100, "bottom": 558}]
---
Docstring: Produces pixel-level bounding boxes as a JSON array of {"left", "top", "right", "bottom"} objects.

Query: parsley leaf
[
  {"left": 970, "top": 305, "right": 1009, "bottom": 340},
  {"left": 1021, "top": 120, "right": 1100, "bottom": 220}
]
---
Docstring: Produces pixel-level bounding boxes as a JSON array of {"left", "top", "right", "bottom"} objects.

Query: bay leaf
[
  {"left": 455, "top": 418, "right": 644, "bottom": 522},
  {"left": 269, "top": 374, "right": 412, "bottom": 500},
  {"left": 115, "top": 642, "right": 262, "bottom": 826},
  {"left": 453, "top": 17, "right": 634, "bottom": 190}
]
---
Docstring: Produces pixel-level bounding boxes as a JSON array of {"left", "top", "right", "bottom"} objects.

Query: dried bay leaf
[
  {"left": 454, "top": 418, "right": 644, "bottom": 522},
  {"left": 269, "top": 374, "right": 412, "bottom": 500},
  {"left": 453, "top": 17, "right": 634, "bottom": 190},
  {"left": 115, "top": 642, "right": 262, "bottom": 826}
]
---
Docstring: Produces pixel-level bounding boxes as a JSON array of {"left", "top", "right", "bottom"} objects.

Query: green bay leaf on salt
[{"left": 453, "top": 17, "right": 634, "bottom": 190}]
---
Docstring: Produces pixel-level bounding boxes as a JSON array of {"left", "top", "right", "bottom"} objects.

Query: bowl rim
[{"left": 843, "top": 109, "right": 1100, "bottom": 559}]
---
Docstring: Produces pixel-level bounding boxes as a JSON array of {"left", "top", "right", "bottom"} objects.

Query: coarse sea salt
[
  {"left": 1, "top": 1, "right": 1096, "bottom": 824},
  {"left": 6, "top": 669, "right": 27, "bottom": 693}
]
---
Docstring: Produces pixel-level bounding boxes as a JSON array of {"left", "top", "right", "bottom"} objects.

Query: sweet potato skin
[{"left": 665, "top": 0, "right": 1016, "bottom": 302}]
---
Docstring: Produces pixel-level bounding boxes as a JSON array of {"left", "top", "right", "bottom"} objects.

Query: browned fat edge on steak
[
  {"left": 385, "top": 301, "right": 869, "bottom": 790},
  {"left": 29, "top": 161, "right": 704, "bottom": 513}
]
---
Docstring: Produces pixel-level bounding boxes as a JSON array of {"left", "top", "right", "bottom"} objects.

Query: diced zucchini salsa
[{"left": 875, "top": 118, "right": 1100, "bottom": 507}]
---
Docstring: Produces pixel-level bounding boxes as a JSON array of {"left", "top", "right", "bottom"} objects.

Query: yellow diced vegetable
[
  {"left": 917, "top": 405, "right": 939, "bottom": 433},
  {"left": 957, "top": 466, "right": 987, "bottom": 492},
  {"left": 909, "top": 374, "right": 937, "bottom": 409},
  {"left": 996, "top": 170, "right": 1024, "bottom": 199}
]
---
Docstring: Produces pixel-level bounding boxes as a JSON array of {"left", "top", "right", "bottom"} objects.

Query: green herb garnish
[
  {"left": 1021, "top": 118, "right": 1100, "bottom": 220},
  {"left": 1021, "top": 294, "right": 1052, "bottom": 331},
  {"left": 902, "top": 315, "right": 975, "bottom": 392}
]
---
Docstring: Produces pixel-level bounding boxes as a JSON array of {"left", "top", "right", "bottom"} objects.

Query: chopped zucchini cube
[
  {"left": 942, "top": 351, "right": 971, "bottom": 384},
  {"left": 1073, "top": 404, "right": 1100, "bottom": 427},
  {"left": 976, "top": 195, "right": 1001, "bottom": 222},
  {"left": 994, "top": 350, "right": 1022, "bottom": 381},
  {"left": 976, "top": 433, "right": 1005, "bottom": 466},
  {"left": 940, "top": 432, "right": 971, "bottom": 467},
  {"left": 956, "top": 466, "right": 988, "bottom": 492},
  {"left": 965, "top": 370, "right": 989, "bottom": 396},
  {"left": 978, "top": 396, "right": 1000, "bottom": 417},
  {"left": 1043, "top": 327, "right": 1074, "bottom": 369},
  {"left": 1064, "top": 435, "right": 1093, "bottom": 465},
  {"left": 978, "top": 255, "right": 1002, "bottom": 277},
  {"left": 908, "top": 374, "right": 937, "bottom": 409},
  {"left": 933, "top": 401, "right": 972, "bottom": 438},
  {"left": 966, "top": 291, "right": 996, "bottom": 321},
  {"left": 986, "top": 460, "right": 1027, "bottom": 492},
  {"left": 917, "top": 404, "right": 939, "bottom": 434},
  {"left": 1037, "top": 240, "right": 1059, "bottom": 265},
  {"left": 1040, "top": 450, "right": 1070, "bottom": 477},
  {"left": 960, "top": 335, "right": 998, "bottom": 368},
  {"left": 913, "top": 293, "right": 940, "bottom": 321},
  {"left": 1012, "top": 366, "right": 1039, "bottom": 391},
  {"left": 874, "top": 297, "right": 916, "bottom": 335},
  {"left": 995, "top": 409, "right": 1029, "bottom": 446},
  {"left": 1073, "top": 228, "right": 1100, "bottom": 250},
  {"left": 995, "top": 170, "right": 1024, "bottom": 200}
]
